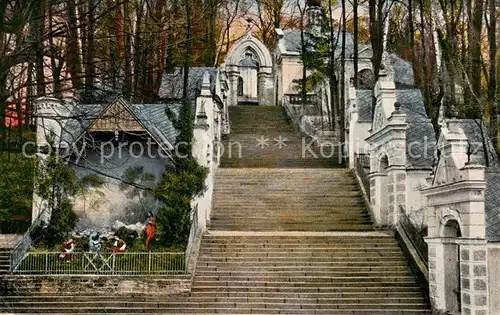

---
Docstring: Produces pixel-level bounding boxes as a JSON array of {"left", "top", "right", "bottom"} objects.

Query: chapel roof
[
  {"left": 158, "top": 67, "right": 217, "bottom": 100},
  {"left": 60, "top": 99, "right": 181, "bottom": 155},
  {"left": 452, "top": 119, "right": 500, "bottom": 242},
  {"left": 357, "top": 88, "right": 436, "bottom": 169}
]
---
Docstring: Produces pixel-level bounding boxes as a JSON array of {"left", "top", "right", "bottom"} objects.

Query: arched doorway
[
  {"left": 379, "top": 154, "right": 389, "bottom": 223},
  {"left": 224, "top": 34, "right": 274, "bottom": 106},
  {"left": 441, "top": 218, "right": 462, "bottom": 313}
]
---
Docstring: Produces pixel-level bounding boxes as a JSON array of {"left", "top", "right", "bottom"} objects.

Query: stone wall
[
  {"left": 487, "top": 244, "right": 500, "bottom": 315},
  {"left": 0, "top": 275, "right": 190, "bottom": 297}
]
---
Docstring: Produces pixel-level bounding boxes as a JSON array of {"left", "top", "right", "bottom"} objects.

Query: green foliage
[
  {"left": 35, "top": 143, "right": 79, "bottom": 246},
  {"left": 155, "top": 101, "right": 207, "bottom": 247},
  {"left": 155, "top": 160, "right": 207, "bottom": 247},
  {"left": 300, "top": 8, "right": 335, "bottom": 92},
  {"left": 0, "top": 152, "right": 35, "bottom": 226}
]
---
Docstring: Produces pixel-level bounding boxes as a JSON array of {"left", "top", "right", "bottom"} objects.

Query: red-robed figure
[{"left": 145, "top": 217, "right": 156, "bottom": 249}]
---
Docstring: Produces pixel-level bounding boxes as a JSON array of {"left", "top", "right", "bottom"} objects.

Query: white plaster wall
[
  {"left": 352, "top": 122, "right": 371, "bottom": 154},
  {"left": 71, "top": 145, "right": 167, "bottom": 232},
  {"left": 281, "top": 56, "right": 302, "bottom": 95},
  {"left": 406, "top": 170, "right": 431, "bottom": 218}
]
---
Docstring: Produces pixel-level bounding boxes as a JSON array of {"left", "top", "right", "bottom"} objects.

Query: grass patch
[{"left": 0, "top": 152, "right": 35, "bottom": 234}]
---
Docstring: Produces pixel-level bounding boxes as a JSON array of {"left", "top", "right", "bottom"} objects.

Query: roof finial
[
  {"left": 466, "top": 141, "right": 472, "bottom": 165},
  {"left": 246, "top": 18, "right": 253, "bottom": 37},
  {"left": 394, "top": 101, "right": 401, "bottom": 112}
]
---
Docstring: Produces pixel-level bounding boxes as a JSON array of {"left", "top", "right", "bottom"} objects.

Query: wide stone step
[
  {"left": 1, "top": 301, "right": 430, "bottom": 310},
  {"left": 0, "top": 307, "right": 431, "bottom": 314},
  {"left": 188, "top": 291, "right": 426, "bottom": 299},
  {"left": 194, "top": 270, "right": 414, "bottom": 277},
  {"left": 193, "top": 275, "right": 417, "bottom": 283},
  {"left": 0, "top": 295, "right": 426, "bottom": 305},
  {"left": 198, "top": 249, "right": 402, "bottom": 256},
  {"left": 191, "top": 285, "right": 423, "bottom": 293},
  {"left": 206, "top": 225, "right": 375, "bottom": 232},
  {"left": 195, "top": 265, "right": 411, "bottom": 272},
  {"left": 195, "top": 261, "right": 411, "bottom": 268},
  {"left": 200, "top": 237, "right": 396, "bottom": 244},
  {"left": 198, "top": 249, "right": 403, "bottom": 256}
]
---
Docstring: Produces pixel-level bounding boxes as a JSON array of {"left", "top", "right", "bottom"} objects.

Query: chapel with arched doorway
[{"left": 224, "top": 33, "right": 274, "bottom": 106}]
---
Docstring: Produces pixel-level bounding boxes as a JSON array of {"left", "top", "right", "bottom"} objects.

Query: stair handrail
[
  {"left": 354, "top": 153, "right": 371, "bottom": 199},
  {"left": 9, "top": 208, "right": 49, "bottom": 272},
  {"left": 397, "top": 206, "right": 429, "bottom": 267},
  {"left": 185, "top": 206, "right": 199, "bottom": 272}
]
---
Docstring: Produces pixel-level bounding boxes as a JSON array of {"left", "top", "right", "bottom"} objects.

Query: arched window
[
  {"left": 237, "top": 77, "right": 244, "bottom": 96},
  {"left": 380, "top": 154, "right": 389, "bottom": 171}
]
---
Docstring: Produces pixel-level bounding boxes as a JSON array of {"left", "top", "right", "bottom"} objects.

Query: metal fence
[
  {"left": 398, "top": 207, "right": 429, "bottom": 266},
  {"left": 354, "top": 153, "right": 371, "bottom": 199},
  {"left": 13, "top": 251, "right": 186, "bottom": 275},
  {"left": 285, "top": 94, "right": 317, "bottom": 105}
]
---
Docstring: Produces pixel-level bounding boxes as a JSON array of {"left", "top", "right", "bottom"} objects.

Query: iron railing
[
  {"left": 354, "top": 153, "right": 370, "bottom": 199},
  {"left": 285, "top": 94, "right": 317, "bottom": 105},
  {"left": 398, "top": 206, "right": 429, "bottom": 266},
  {"left": 13, "top": 251, "right": 186, "bottom": 275},
  {"left": 10, "top": 209, "right": 49, "bottom": 272}
]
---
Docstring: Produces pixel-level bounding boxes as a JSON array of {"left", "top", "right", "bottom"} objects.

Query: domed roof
[{"left": 307, "top": 0, "right": 321, "bottom": 7}]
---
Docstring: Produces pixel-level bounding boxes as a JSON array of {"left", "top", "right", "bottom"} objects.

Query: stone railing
[
  {"left": 354, "top": 153, "right": 371, "bottom": 200},
  {"left": 185, "top": 206, "right": 201, "bottom": 274}
]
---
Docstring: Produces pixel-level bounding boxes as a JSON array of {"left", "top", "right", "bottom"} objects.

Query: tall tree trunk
[
  {"left": 66, "top": 0, "right": 83, "bottom": 88},
  {"left": 369, "top": 0, "right": 386, "bottom": 118},
  {"left": 123, "top": 1, "right": 132, "bottom": 97},
  {"left": 353, "top": 0, "right": 358, "bottom": 87},
  {"left": 340, "top": 0, "right": 346, "bottom": 160},
  {"left": 34, "top": 0, "right": 46, "bottom": 96},
  {"left": 48, "top": 3, "right": 63, "bottom": 98},
  {"left": 84, "top": 0, "right": 95, "bottom": 97},
  {"left": 328, "top": 0, "right": 337, "bottom": 131},
  {"left": 183, "top": 0, "right": 193, "bottom": 104},
  {"left": 299, "top": 3, "right": 306, "bottom": 106},
  {"left": 487, "top": 0, "right": 497, "bottom": 150},
  {"left": 469, "top": 0, "right": 483, "bottom": 101},
  {"left": 0, "top": 3, "right": 7, "bottom": 138},
  {"left": 133, "top": 1, "right": 144, "bottom": 101}
]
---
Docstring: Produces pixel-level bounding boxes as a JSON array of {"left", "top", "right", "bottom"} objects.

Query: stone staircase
[
  {"left": 209, "top": 169, "right": 374, "bottom": 231},
  {"left": 220, "top": 106, "right": 343, "bottom": 168},
  {"left": 0, "top": 105, "right": 430, "bottom": 314},
  {"left": 0, "top": 249, "right": 10, "bottom": 275}
]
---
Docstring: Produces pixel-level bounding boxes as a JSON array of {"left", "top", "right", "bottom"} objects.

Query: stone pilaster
[
  {"left": 426, "top": 238, "right": 461, "bottom": 313},
  {"left": 257, "top": 70, "right": 274, "bottom": 106},
  {"left": 457, "top": 239, "right": 489, "bottom": 315},
  {"left": 387, "top": 166, "right": 406, "bottom": 225},
  {"left": 368, "top": 171, "right": 387, "bottom": 225}
]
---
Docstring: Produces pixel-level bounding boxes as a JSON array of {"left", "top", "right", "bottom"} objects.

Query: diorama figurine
[
  {"left": 144, "top": 217, "right": 156, "bottom": 250},
  {"left": 59, "top": 239, "right": 75, "bottom": 262},
  {"left": 111, "top": 237, "right": 127, "bottom": 253},
  {"left": 88, "top": 232, "right": 102, "bottom": 253}
]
